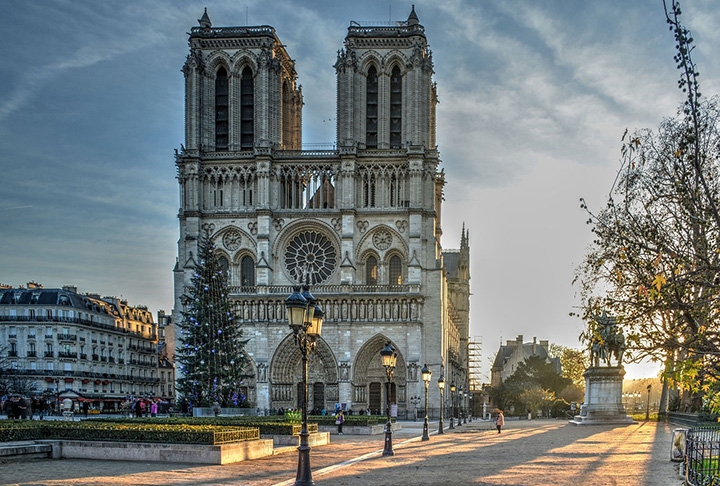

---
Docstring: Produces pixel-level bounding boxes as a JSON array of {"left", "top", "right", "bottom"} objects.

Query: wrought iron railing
[{"left": 686, "top": 426, "right": 720, "bottom": 485}]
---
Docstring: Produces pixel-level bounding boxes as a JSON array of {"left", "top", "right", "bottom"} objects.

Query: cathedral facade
[{"left": 173, "top": 7, "right": 470, "bottom": 417}]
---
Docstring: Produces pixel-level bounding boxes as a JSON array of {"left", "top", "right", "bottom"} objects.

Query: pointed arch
[
  {"left": 269, "top": 334, "right": 339, "bottom": 411},
  {"left": 215, "top": 66, "right": 229, "bottom": 150},
  {"left": 240, "top": 66, "right": 254, "bottom": 150},
  {"left": 352, "top": 334, "right": 406, "bottom": 387},
  {"left": 389, "top": 64, "right": 403, "bottom": 148},
  {"left": 366, "top": 65, "right": 379, "bottom": 148}
]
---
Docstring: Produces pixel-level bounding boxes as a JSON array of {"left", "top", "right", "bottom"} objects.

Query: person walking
[
  {"left": 496, "top": 410, "right": 504, "bottom": 434},
  {"left": 336, "top": 409, "right": 345, "bottom": 435},
  {"left": 150, "top": 400, "right": 158, "bottom": 417}
]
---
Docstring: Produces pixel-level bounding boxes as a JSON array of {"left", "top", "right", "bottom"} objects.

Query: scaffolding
[{"left": 468, "top": 337, "right": 482, "bottom": 391}]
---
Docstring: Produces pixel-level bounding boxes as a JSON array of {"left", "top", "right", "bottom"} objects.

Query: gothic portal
[{"left": 173, "top": 7, "right": 471, "bottom": 417}]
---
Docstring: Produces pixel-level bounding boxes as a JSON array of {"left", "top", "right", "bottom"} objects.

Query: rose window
[{"left": 284, "top": 230, "right": 337, "bottom": 284}]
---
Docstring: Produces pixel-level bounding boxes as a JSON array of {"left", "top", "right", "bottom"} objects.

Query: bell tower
[
  {"left": 335, "top": 5, "right": 437, "bottom": 150},
  {"left": 182, "top": 8, "right": 302, "bottom": 153}
]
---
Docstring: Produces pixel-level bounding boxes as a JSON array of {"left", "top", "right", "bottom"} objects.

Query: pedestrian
[
  {"left": 150, "top": 400, "right": 158, "bottom": 417},
  {"left": 496, "top": 410, "right": 504, "bottom": 434},
  {"left": 336, "top": 409, "right": 345, "bottom": 435},
  {"left": 83, "top": 401, "right": 89, "bottom": 418}
]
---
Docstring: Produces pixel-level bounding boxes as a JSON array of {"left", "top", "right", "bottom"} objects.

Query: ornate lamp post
[
  {"left": 409, "top": 395, "right": 421, "bottom": 421},
  {"left": 437, "top": 375, "right": 445, "bottom": 434},
  {"left": 645, "top": 384, "right": 652, "bottom": 420},
  {"left": 380, "top": 342, "right": 398, "bottom": 456},
  {"left": 468, "top": 393, "right": 473, "bottom": 422},
  {"left": 285, "top": 284, "right": 324, "bottom": 486},
  {"left": 463, "top": 390, "right": 468, "bottom": 424},
  {"left": 421, "top": 364, "right": 432, "bottom": 441},
  {"left": 457, "top": 386, "right": 463, "bottom": 426},
  {"left": 449, "top": 381, "right": 456, "bottom": 429}
]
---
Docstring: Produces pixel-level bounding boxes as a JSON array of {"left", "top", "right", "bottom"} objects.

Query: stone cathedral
[{"left": 173, "top": 7, "right": 471, "bottom": 417}]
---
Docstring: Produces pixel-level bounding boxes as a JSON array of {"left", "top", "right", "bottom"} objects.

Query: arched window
[
  {"left": 366, "top": 256, "right": 378, "bottom": 285},
  {"left": 215, "top": 67, "right": 229, "bottom": 150},
  {"left": 389, "top": 255, "right": 402, "bottom": 285},
  {"left": 217, "top": 256, "right": 229, "bottom": 276},
  {"left": 366, "top": 66, "right": 378, "bottom": 148},
  {"left": 240, "top": 67, "right": 254, "bottom": 150},
  {"left": 240, "top": 255, "right": 255, "bottom": 288},
  {"left": 390, "top": 65, "right": 402, "bottom": 148}
]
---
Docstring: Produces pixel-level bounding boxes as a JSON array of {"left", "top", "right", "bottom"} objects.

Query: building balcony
[
  {"left": 58, "top": 334, "right": 77, "bottom": 342},
  {"left": 44, "top": 351, "right": 54, "bottom": 358},
  {"left": 26, "top": 351, "right": 37, "bottom": 357},
  {"left": 8, "top": 334, "right": 17, "bottom": 339},
  {"left": 8, "top": 350, "right": 18, "bottom": 357},
  {"left": 58, "top": 351, "right": 76, "bottom": 359},
  {"left": 80, "top": 353, "right": 87, "bottom": 360}
]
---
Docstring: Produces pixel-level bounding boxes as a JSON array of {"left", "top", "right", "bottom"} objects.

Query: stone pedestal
[{"left": 570, "top": 366, "right": 634, "bottom": 425}]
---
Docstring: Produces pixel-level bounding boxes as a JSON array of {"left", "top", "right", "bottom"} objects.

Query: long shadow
[{"left": 304, "top": 421, "right": 680, "bottom": 486}]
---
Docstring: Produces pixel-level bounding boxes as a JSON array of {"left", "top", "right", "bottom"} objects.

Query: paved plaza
[{"left": 0, "top": 419, "right": 684, "bottom": 485}]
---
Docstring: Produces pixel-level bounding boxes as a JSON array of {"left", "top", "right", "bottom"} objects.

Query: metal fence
[{"left": 686, "top": 426, "right": 720, "bottom": 485}]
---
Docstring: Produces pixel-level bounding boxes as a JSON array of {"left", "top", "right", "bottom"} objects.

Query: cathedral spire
[
  {"left": 198, "top": 8, "right": 211, "bottom": 29},
  {"left": 461, "top": 223, "right": 468, "bottom": 249},
  {"left": 407, "top": 5, "right": 419, "bottom": 26}
]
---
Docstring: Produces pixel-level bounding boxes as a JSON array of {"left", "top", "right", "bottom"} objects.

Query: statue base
[{"left": 570, "top": 366, "right": 634, "bottom": 425}]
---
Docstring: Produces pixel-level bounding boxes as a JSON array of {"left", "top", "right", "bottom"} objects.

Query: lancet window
[
  {"left": 215, "top": 67, "right": 229, "bottom": 150},
  {"left": 390, "top": 65, "right": 402, "bottom": 148},
  {"left": 240, "top": 67, "right": 254, "bottom": 150},
  {"left": 366, "top": 66, "right": 378, "bottom": 148}
]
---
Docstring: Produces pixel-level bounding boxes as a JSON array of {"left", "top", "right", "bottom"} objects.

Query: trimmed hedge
[
  {"left": 0, "top": 420, "right": 259, "bottom": 445},
  {"left": 88, "top": 416, "right": 317, "bottom": 436}
]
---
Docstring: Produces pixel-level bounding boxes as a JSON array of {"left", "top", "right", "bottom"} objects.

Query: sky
[{"left": 2, "top": 0, "right": 719, "bottom": 381}]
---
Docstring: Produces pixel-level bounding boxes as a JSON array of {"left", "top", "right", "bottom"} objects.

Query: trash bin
[{"left": 671, "top": 428, "right": 687, "bottom": 462}]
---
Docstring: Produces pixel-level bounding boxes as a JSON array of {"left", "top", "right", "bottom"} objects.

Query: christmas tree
[{"left": 176, "top": 231, "right": 252, "bottom": 407}]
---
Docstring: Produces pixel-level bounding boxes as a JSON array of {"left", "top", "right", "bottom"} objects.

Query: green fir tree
[{"left": 176, "top": 231, "right": 252, "bottom": 407}]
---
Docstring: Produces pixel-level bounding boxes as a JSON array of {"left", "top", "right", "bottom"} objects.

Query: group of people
[
  {"left": 1, "top": 395, "right": 57, "bottom": 419},
  {"left": 129, "top": 398, "right": 160, "bottom": 418}
]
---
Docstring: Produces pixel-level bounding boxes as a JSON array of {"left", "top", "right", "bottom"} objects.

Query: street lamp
[
  {"left": 449, "top": 381, "right": 456, "bottom": 429},
  {"left": 457, "top": 386, "right": 463, "bottom": 426},
  {"left": 645, "top": 384, "right": 652, "bottom": 421},
  {"left": 285, "top": 284, "right": 324, "bottom": 486},
  {"left": 421, "top": 364, "right": 432, "bottom": 441},
  {"left": 380, "top": 342, "right": 398, "bottom": 456},
  {"left": 437, "top": 375, "right": 445, "bottom": 434},
  {"left": 468, "top": 394, "right": 473, "bottom": 422},
  {"left": 409, "top": 395, "right": 421, "bottom": 421},
  {"left": 463, "top": 391, "right": 468, "bottom": 424}
]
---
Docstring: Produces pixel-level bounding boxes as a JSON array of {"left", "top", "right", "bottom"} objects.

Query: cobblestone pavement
[{"left": 0, "top": 419, "right": 684, "bottom": 486}]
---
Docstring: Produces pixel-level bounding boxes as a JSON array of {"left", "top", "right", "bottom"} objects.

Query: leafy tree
[
  {"left": 575, "top": 1, "right": 720, "bottom": 412},
  {"left": 549, "top": 344, "right": 588, "bottom": 388},
  {"left": 176, "top": 231, "right": 252, "bottom": 407},
  {"left": 491, "top": 356, "right": 572, "bottom": 414}
]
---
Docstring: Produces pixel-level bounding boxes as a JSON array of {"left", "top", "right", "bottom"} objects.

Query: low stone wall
[
  {"left": 264, "top": 431, "right": 330, "bottom": 447},
  {"left": 40, "top": 438, "right": 275, "bottom": 465},
  {"left": 319, "top": 423, "right": 400, "bottom": 435}
]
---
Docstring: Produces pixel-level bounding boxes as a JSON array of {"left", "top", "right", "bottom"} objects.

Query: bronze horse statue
[{"left": 589, "top": 312, "right": 625, "bottom": 367}]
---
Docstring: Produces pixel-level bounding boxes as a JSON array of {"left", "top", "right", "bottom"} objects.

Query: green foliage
[
  {"left": 0, "top": 420, "right": 259, "bottom": 444},
  {"left": 176, "top": 230, "right": 252, "bottom": 407},
  {"left": 491, "top": 356, "right": 572, "bottom": 414}
]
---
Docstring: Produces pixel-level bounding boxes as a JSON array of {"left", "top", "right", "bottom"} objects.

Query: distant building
[
  {"left": 0, "top": 284, "right": 172, "bottom": 410},
  {"left": 490, "top": 335, "right": 561, "bottom": 388},
  {"left": 156, "top": 310, "right": 176, "bottom": 402}
]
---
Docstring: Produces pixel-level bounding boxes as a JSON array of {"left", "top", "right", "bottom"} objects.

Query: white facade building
[
  {"left": 0, "top": 284, "right": 168, "bottom": 409},
  {"left": 173, "top": 7, "right": 470, "bottom": 417}
]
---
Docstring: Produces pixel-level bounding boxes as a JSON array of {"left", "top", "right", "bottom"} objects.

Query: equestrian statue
[{"left": 589, "top": 311, "right": 625, "bottom": 368}]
